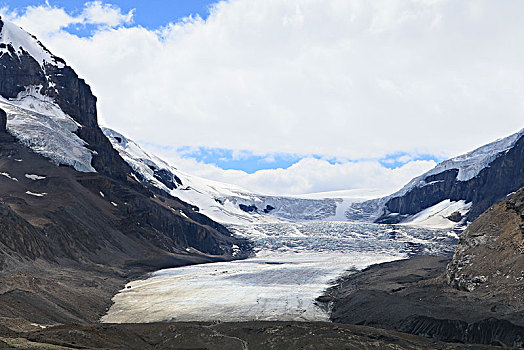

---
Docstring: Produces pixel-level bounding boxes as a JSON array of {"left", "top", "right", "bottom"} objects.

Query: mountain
[
  {"left": 102, "top": 127, "right": 354, "bottom": 224},
  {"left": 0, "top": 16, "right": 252, "bottom": 326},
  {"left": 347, "top": 128, "right": 524, "bottom": 227},
  {"left": 103, "top": 125, "right": 524, "bottom": 231},
  {"left": 446, "top": 186, "right": 524, "bottom": 300},
  {"left": 319, "top": 186, "right": 524, "bottom": 348}
]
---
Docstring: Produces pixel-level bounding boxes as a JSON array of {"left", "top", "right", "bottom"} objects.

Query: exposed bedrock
[
  {"left": 376, "top": 134, "right": 524, "bottom": 223},
  {"left": 0, "top": 107, "right": 6, "bottom": 132},
  {"left": 320, "top": 255, "right": 524, "bottom": 348}
]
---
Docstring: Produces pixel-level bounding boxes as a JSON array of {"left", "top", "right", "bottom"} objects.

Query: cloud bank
[{"left": 2, "top": 0, "right": 523, "bottom": 195}]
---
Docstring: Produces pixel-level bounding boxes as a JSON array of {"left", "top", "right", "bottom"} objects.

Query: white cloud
[
  {"left": 4, "top": 0, "right": 524, "bottom": 160},
  {"left": 2, "top": 0, "right": 524, "bottom": 194},
  {"left": 146, "top": 144, "right": 436, "bottom": 195},
  {"left": 82, "top": 1, "right": 134, "bottom": 27}
]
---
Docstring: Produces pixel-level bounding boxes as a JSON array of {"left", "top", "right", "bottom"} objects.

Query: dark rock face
[
  {"left": 376, "top": 135, "right": 524, "bottom": 223},
  {"left": 239, "top": 204, "right": 258, "bottom": 213},
  {"left": 149, "top": 166, "right": 182, "bottom": 190},
  {"left": 0, "top": 108, "right": 6, "bottom": 132},
  {"left": 263, "top": 204, "right": 275, "bottom": 213},
  {"left": 399, "top": 316, "right": 524, "bottom": 347},
  {"left": 447, "top": 211, "right": 462, "bottom": 222},
  {"left": 0, "top": 23, "right": 129, "bottom": 180}
]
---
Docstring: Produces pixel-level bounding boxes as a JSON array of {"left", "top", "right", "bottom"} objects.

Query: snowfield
[
  {"left": 0, "top": 90, "right": 95, "bottom": 173},
  {"left": 0, "top": 18, "right": 63, "bottom": 68}
]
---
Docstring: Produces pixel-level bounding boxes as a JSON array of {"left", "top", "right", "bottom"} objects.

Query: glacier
[
  {"left": 0, "top": 90, "right": 95, "bottom": 173},
  {"left": 102, "top": 221, "right": 458, "bottom": 323}
]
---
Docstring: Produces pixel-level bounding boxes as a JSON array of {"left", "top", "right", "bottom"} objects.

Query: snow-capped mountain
[
  {"left": 103, "top": 127, "right": 359, "bottom": 224},
  {"left": 0, "top": 16, "right": 251, "bottom": 271},
  {"left": 103, "top": 126, "right": 524, "bottom": 228},
  {"left": 347, "top": 128, "right": 524, "bottom": 226},
  {"left": 2, "top": 15, "right": 523, "bottom": 232}
]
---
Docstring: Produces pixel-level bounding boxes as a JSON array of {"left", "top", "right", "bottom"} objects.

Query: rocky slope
[
  {"left": 446, "top": 186, "right": 524, "bottom": 306},
  {"left": 347, "top": 128, "right": 524, "bottom": 226},
  {"left": 321, "top": 188, "right": 524, "bottom": 347},
  {"left": 0, "top": 16, "right": 252, "bottom": 329},
  {"left": 0, "top": 321, "right": 503, "bottom": 350}
]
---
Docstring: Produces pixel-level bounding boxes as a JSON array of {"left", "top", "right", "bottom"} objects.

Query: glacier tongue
[{"left": 0, "top": 90, "right": 95, "bottom": 173}]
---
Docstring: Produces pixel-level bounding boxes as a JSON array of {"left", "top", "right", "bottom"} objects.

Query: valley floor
[
  {"left": 0, "top": 255, "right": 516, "bottom": 349},
  {"left": 0, "top": 321, "right": 503, "bottom": 349}
]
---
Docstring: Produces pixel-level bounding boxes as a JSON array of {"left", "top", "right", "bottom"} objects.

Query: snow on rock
[
  {"left": 0, "top": 17, "right": 63, "bottom": 68},
  {"left": 430, "top": 129, "right": 524, "bottom": 182},
  {"left": 0, "top": 89, "right": 95, "bottom": 173},
  {"left": 102, "top": 127, "right": 365, "bottom": 224},
  {"left": 400, "top": 199, "right": 471, "bottom": 229},
  {"left": 1, "top": 172, "right": 17, "bottom": 181},
  {"left": 25, "top": 174, "right": 46, "bottom": 180},
  {"left": 25, "top": 191, "right": 46, "bottom": 197},
  {"left": 346, "top": 128, "right": 524, "bottom": 223},
  {"left": 394, "top": 128, "right": 524, "bottom": 198}
]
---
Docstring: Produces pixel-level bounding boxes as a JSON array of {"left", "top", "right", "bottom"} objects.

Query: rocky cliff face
[
  {"left": 446, "top": 187, "right": 524, "bottom": 299},
  {"left": 381, "top": 136, "right": 524, "bottom": 223},
  {"left": 345, "top": 129, "right": 524, "bottom": 226}
]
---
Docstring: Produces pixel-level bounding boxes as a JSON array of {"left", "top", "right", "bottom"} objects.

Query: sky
[{"left": 1, "top": 1, "right": 523, "bottom": 196}]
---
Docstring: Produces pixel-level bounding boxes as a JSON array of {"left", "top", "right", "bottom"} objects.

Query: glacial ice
[
  {"left": 102, "top": 221, "right": 458, "bottom": 323},
  {"left": 0, "top": 91, "right": 95, "bottom": 173}
]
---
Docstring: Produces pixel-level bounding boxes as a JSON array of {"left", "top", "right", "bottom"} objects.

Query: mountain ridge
[
  {"left": 0, "top": 16, "right": 252, "bottom": 328},
  {"left": 347, "top": 128, "right": 524, "bottom": 227}
]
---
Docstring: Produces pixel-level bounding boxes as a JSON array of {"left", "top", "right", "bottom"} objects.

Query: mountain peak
[{"left": 0, "top": 16, "right": 64, "bottom": 69}]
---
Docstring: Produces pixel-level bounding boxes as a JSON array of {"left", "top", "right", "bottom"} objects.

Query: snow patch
[
  {"left": 25, "top": 191, "right": 46, "bottom": 197},
  {"left": 1, "top": 172, "right": 18, "bottom": 181},
  {"left": 400, "top": 199, "right": 472, "bottom": 229},
  {"left": 25, "top": 174, "right": 46, "bottom": 180}
]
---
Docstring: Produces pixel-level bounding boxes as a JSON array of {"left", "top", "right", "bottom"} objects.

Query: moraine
[{"left": 102, "top": 222, "right": 459, "bottom": 323}]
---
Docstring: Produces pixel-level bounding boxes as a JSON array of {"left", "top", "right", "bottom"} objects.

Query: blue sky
[
  {"left": 2, "top": 0, "right": 217, "bottom": 28},
  {"left": 173, "top": 147, "right": 442, "bottom": 174}
]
